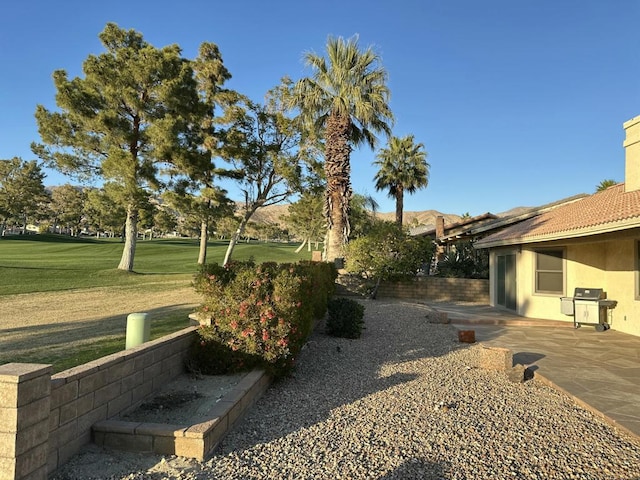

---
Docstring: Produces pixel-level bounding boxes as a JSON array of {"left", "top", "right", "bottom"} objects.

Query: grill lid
[{"left": 573, "top": 287, "right": 604, "bottom": 300}]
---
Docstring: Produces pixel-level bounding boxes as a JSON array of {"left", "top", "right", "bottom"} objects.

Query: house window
[{"left": 535, "top": 249, "right": 564, "bottom": 294}]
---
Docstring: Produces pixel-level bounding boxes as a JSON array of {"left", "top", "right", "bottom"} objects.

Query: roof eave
[{"left": 474, "top": 218, "right": 640, "bottom": 249}]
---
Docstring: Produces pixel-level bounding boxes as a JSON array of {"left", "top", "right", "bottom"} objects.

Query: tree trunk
[
  {"left": 395, "top": 187, "right": 404, "bottom": 227},
  {"left": 223, "top": 208, "right": 256, "bottom": 266},
  {"left": 295, "top": 238, "right": 307, "bottom": 253},
  {"left": 198, "top": 219, "right": 208, "bottom": 265},
  {"left": 117, "top": 205, "right": 138, "bottom": 271},
  {"left": 324, "top": 113, "right": 352, "bottom": 264}
]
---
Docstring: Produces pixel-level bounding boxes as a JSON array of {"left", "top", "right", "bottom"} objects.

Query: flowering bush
[{"left": 191, "top": 260, "right": 337, "bottom": 378}]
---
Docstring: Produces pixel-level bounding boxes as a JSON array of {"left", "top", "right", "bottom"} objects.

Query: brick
[
  {"left": 15, "top": 420, "right": 49, "bottom": 456},
  {"left": 174, "top": 436, "right": 204, "bottom": 460},
  {"left": 0, "top": 456, "right": 17, "bottom": 479},
  {"left": 151, "top": 370, "right": 172, "bottom": 392},
  {"left": 143, "top": 363, "right": 162, "bottom": 383},
  {"left": 203, "top": 418, "right": 229, "bottom": 458},
  {"left": 93, "top": 420, "right": 139, "bottom": 435},
  {"left": 131, "top": 380, "right": 153, "bottom": 404},
  {"left": 46, "top": 446, "right": 58, "bottom": 475},
  {"left": 0, "top": 407, "right": 18, "bottom": 433},
  {"left": 49, "top": 419, "right": 77, "bottom": 450},
  {"left": 103, "top": 432, "right": 152, "bottom": 452},
  {"left": 133, "top": 351, "right": 155, "bottom": 371},
  {"left": 0, "top": 384, "right": 18, "bottom": 409},
  {"left": 0, "top": 396, "right": 50, "bottom": 434},
  {"left": 0, "top": 364, "right": 51, "bottom": 384},
  {"left": 50, "top": 381, "right": 78, "bottom": 410},
  {"left": 58, "top": 401, "right": 77, "bottom": 426},
  {"left": 15, "top": 442, "right": 48, "bottom": 479},
  {"left": 78, "top": 369, "right": 108, "bottom": 396},
  {"left": 56, "top": 430, "right": 90, "bottom": 468},
  {"left": 48, "top": 408, "right": 60, "bottom": 432},
  {"left": 121, "top": 370, "right": 144, "bottom": 393},
  {"left": 21, "top": 464, "right": 48, "bottom": 480},
  {"left": 76, "top": 393, "right": 94, "bottom": 418},
  {"left": 479, "top": 347, "right": 513, "bottom": 371},
  {"left": 76, "top": 404, "right": 107, "bottom": 433},
  {"left": 107, "top": 391, "right": 132, "bottom": 418},
  {"left": 93, "top": 382, "right": 121, "bottom": 408},
  {"left": 0, "top": 432, "right": 18, "bottom": 457},
  {"left": 16, "top": 376, "right": 51, "bottom": 408},
  {"left": 106, "top": 359, "right": 135, "bottom": 384},
  {"left": 153, "top": 435, "right": 178, "bottom": 456}
]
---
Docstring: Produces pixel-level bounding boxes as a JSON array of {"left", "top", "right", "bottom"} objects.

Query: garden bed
[{"left": 92, "top": 369, "right": 271, "bottom": 460}]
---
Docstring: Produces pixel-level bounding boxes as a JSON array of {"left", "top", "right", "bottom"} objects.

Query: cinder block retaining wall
[
  {"left": 376, "top": 277, "right": 489, "bottom": 303},
  {"left": 0, "top": 326, "right": 197, "bottom": 480}
]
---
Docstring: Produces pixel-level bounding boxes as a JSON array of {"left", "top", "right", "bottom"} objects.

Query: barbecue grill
[{"left": 560, "top": 287, "right": 617, "bottom": 331}]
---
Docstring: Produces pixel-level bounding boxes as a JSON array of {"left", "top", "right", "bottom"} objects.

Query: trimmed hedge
[{"left": 191, "top": 260, "right": 337, "bottom": 378}]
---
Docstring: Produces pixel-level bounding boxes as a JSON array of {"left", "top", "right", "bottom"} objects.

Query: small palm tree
[
  {"left": 596, "top": 179, "right": 617, "bottom": 192},
  {"left": 373, "top": 135, "right": 429, "bottom": 226},
  {"left": 290, "top": 35, "right": 393, "bottom": 263}
]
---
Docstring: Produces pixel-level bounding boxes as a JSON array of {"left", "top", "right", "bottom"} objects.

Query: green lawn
[
  {"left": 0, "top": 234, "right": 311, "bottom": 295},
  {"left": 0, "top": 234, "right": 312, "bottom": 371}
]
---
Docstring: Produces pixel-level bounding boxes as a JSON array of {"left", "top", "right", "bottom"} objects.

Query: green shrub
[
  {"left": 326, "top": 297, "right": 365, "bottom": 339},
  {"left": 191, "top": 260, "right": 336, "bottom": 378},
  {"left": 345, "top": 221, "right": 434, "bottom": 297}
]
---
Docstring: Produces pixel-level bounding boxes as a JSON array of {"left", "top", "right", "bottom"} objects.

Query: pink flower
[
  {"left": 241, "top": 328, "right": 254, "bottom": 337},
  {"left": 262, "top": 330, "right": 269, "bottom": 341},
  {"left": 230, "top": 321, "right": 238, "bottom": 330}
]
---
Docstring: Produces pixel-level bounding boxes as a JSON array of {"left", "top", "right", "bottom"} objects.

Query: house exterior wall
[{"left": 487, "top": 231, "right": 640, "bottom": 337}]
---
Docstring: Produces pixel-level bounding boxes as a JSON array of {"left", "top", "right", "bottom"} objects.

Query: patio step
[{"left": 449, "top": 317, "right": 574, "bottom": 328}]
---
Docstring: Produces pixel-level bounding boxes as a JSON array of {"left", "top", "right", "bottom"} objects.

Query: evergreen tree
[
  {"left": 32, "top": 23, "right": 202, "bottom": 271},
  {"left": 0, "top": 158, "right": 49, "bottom": 235}
]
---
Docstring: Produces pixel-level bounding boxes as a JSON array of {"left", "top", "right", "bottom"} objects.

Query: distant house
[
  {"left": 475, "top": 115, "right": 640, "bottom": 338},
  {"left": 411, "top": 199, "right": 586, "bottom": 274}
]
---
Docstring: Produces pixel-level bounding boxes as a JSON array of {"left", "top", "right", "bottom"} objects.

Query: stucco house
[{"left": 474, "top": 115, "right": 640, "bottom": 338}]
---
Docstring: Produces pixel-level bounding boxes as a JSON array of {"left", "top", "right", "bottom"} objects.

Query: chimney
[
  {"left": 623, "top": 115, "right": 640, "bottom": 192},
  {"left": 435, "top": 216, "right": 445, "bottom": 239}
]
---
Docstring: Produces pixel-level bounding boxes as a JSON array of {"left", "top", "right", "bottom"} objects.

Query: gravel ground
[{"left": 52, "top": 299, "right": 640, "bottom": 480}]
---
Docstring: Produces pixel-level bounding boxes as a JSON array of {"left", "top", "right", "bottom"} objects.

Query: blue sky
[{"left": 1, "top": 0, "right": 638, "bottom": 216}]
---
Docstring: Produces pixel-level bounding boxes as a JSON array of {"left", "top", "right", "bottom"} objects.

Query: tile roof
[{"left": 475, "top": 184, "right": 640, "bottom": 247}]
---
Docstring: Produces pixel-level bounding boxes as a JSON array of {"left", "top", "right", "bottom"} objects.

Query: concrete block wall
[
  {"left": 376, "top": 277, "right": 489, "bottom": 303},
  {"left": 0, "top": 364, "right": 52, "bottom": 480},
  {"left": 0, "top": 326, "right": 198, "bottom": 480}
]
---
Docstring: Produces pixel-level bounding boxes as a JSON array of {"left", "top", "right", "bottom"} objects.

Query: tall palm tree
[
  {"left": 373, "top": 135, "right": 429, "bottom": 226},
  {"left": 290, "top": 35, "right": 393, "bottom": 263}
]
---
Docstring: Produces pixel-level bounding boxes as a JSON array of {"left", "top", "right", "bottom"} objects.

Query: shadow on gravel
[
  {"left": 378, "top": 457, "right": 449, "bottom": 480},
  {"left": 214, "top": 300, "right": 477, "bottom": 456}
]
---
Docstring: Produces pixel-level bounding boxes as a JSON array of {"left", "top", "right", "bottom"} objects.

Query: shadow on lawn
[{"left": 0, "top": 303, "right": 197, "bottom": 366}]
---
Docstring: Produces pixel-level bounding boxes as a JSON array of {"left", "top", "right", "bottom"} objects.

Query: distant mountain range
[{"left": 245, "top": 204, "right": 530, "bottom": 227}]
